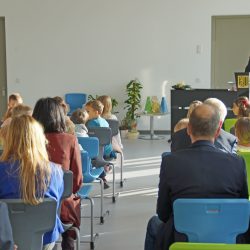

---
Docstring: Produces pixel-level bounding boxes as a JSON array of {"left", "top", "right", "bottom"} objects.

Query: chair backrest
[
  {"left": 173, "top": 198, "right": 250, "bottom": 244},
  {"left": 78, "top": 137, "right": 99, "bottom": 158},
  {"left": 106, "top": 119, "right": 119, "bottom": 136},
  {"left": 88, "top": 127, "right": 112, "bottom": 147},
  {"left": 237, "top": 151, "right": 250, "bottom": 195},
  {"left": 0, "top": 201, "right": 14, "bottom": 250},
  {"left": 65, "top": 93, "right": 87, "bottom": 114},
  {"left": 62, "top": 170, "right": 73, "bottom": 200},
  {"left": 170, "top": 242, "right": 250, "bottom": 250},
  {"left": 223, "top": 118, "right": 237, "bottom": 133},
  {"left": 0, "top": 198, "right": 57, "bottom": 250}
]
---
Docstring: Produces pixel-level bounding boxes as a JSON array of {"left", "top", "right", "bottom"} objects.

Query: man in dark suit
[
  {"left": 144, "top": 104, "right": 248, "bottom": 250},
  {"left": 171, "top": 98, "right": 237, "bottom": 154}
]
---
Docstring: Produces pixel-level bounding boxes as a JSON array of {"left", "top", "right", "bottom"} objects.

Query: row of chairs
[
  {"left": 172, "top": 198, "right": 250, "bottom": 249},
  {"left": 75, "top": 122, "right": 125, "bottom": 249}
]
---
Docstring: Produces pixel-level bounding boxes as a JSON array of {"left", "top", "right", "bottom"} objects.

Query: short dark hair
[
  {"left": 189, "top": 104, "right": 220, "bottom": 137},
  {"left": 32, "top": 97, "right": 66, "bottom": 133}
]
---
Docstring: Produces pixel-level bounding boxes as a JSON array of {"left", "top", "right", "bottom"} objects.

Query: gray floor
[{"left": 78, "top": 136, "right": 171, "bottom": 250}]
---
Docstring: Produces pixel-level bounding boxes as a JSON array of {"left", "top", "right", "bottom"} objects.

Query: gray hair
[
  {"left": 189, "top": 104, "right": 221, "bottom": 138},
  {"left": 204, "top": 98, "right": 227, "bottom": 122}
]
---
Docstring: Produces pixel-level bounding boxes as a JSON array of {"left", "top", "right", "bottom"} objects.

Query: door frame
[
  {"left": 211, "top": 15, "right": 250, "bottom": 88},
  {"left": 0, "top": 17, "right": 7, "bottom": 117}
]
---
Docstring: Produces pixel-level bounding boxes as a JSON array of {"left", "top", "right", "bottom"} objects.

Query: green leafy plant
[
  {"left": 88, "top": 94, "right": 118, "bottom": 112},
  {"left": 124, "top": 79, "right": 143, "bottom": 131}
]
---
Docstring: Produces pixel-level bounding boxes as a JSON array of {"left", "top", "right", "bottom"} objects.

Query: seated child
[
  {"left": 0, "top": 104, "right": 32, "bottom": 141},
  {"left": 235, "top": 117, "right": 250, "bottom": 152},
  {"left": 70, "top": 109, "right": 89, "bottom": 137},
  {"left": 85, "top": 100, "right": 116, "bottom": 189},
  {"left": 97, "top": 95, "right": 123, "bottom": 153},
  {"left": 85, "top": 99, "right": 116, "bottom": 159},
  {"left": 232, "top": 96, "right": 249, "bottom": 118},
  {"left": 1, "top": 93, "right": 23, "bottom": 125}
]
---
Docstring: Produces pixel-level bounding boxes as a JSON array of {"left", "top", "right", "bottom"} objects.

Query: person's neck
[{"left": 190, "top": 136, "right": 215, "bottom": 144}]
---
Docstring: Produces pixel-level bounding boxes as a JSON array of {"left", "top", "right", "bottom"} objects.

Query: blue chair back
[
  {"left": 65, "top": 93, "right": 87, "bottom": 115},
  {"left": 78, "top": 137, "right": 99, "bottom": 158},
  {"left": 77, "top": 137, "right": 103, "bottom": 183},
  {"left": 173, "top": 198, "right": 250, "bottom": 244},
  {"left": 106, "top": 119, "right": 119, "bottom": 136}
]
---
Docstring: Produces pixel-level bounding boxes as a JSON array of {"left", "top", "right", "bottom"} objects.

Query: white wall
[{"left": 1, "top": 0, "right": 250, "bottom": 130}]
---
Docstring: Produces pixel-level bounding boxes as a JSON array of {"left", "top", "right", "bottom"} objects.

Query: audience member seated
[
  {"left": 232, "top": 96, "right": 250, "bottom": 118},
  {"left": 230, "top": 96, "right": 250, "bottom": 135},
  {"left": 0, "top": 115, "right": 64, "bottom": 250},
  {"left": 84, "top": 99, "right": 116, "bottom": 189},
  {"left": 174, "top": 118, "right": 189, "bottom": 133},
  {"left": 144, "top": 104, "right": 249, "bottom": 250},
  {"left": 1, "top": 103, "right": 32, "bottom": 128},
  {"left": 173, "top": 100, "right": 202, "bottom": 133},
  {"left": 97, "top": 95, "right": 123, "bottom": 153},
  {"left": 171, "top": 98, "right": 237, "bottom": 154},
  {"left": 235, "top": 117, "right": 250, "bottom": 152},
  {"left": 1, "top": 93, "right": 23, "bottom": 125},
  {"left": 0, "top": 104, "right": 32, "bottom": 151},
  {"left": 54, "top": 96, "right": 76, "bottom": 135},
  {"left": 70, "top": 108, "right": 89, "bottom": 137},
  {"left": 33, "top": 98, "right": 82, "bottom": 250}
]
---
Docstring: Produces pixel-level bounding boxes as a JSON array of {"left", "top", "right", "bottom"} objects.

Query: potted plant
[
  {"left": 124, "top": 79, "right": 143, "bottom": 139},
  {"left": 119, "top": 117, "right": 130, "bottom": 139}
]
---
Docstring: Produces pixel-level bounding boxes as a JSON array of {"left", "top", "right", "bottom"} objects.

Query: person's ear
[{"left": 214, "top": 120, "right": 223, "bottom": 138}]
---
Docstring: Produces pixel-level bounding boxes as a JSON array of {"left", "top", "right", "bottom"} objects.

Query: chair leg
[
  {"left": 85, "top": 197, "right": 95, "bottom": 249},
  {"left": 119, "top": 152, "right": 124, "bottom": 187},
  {"left": 97, "top": 177, "right": 104, "bottom": 224},
  {"left": 69, "top": 227, "right": 80, "bottom": 250},
  {"left": 111, "top": 163, "right": 116, "bottom": 203}
]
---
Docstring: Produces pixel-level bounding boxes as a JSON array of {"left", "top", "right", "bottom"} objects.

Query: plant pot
[
  {"left": 127, "top": 131, "right": 140, "bottom": 139},
  {"left": 120, "top": 129, "right": 128, "bottom": 139}
]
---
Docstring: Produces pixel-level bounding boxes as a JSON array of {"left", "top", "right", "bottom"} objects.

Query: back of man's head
[
  {"left": 204, "top": 98, "right": 227, "bottom": 122},
  {"left": 189, "top": 104, "right": 221, "bottom": 138}
]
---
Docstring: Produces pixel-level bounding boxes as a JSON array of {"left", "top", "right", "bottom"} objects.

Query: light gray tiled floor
[{"left": 78, "top": 136, "right": 171, "bottom": 250}]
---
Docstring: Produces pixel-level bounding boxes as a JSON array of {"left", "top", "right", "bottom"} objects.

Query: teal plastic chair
[
  {"left": 77, "top": 137, "right": 107, "bottom": 224},
  {"left": 223, "top": 118, "right": 237, "bottom": 133},
  {"left": 237, "top": 151, "right": 250, "bottom": 197},
  {"left": 170, "top": 242, "right": 250, "bottom": 250},
  {"left": 65, "top": 93, "right": 87, "bottom": 115},
  {"left": 88, "top": 127, "right": 117, "bottom": 203},
  {"left": 173, "top": 199, "right": 250, "bottom": 243},
  {"left": 0, "top": 198, "right": 57, "bottom": 250}
]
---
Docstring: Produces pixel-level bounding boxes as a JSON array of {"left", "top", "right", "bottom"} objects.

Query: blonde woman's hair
[
  {"left": 97, "top": 95, "right": 112, "bottom": 119},
  {"left": 0, "top": 115, "right": 51, "bottom": 205},
  {"left": 235, "top": 117, "right": 250, "bottom": 145},
  {"left": 85, "top": 100, "right": 104, "bottom": 114},
  {"left": 12, "top": 104, "right": 32, "bottom": 118}
]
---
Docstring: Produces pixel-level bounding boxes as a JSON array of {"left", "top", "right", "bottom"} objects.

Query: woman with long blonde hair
[{"left": 0, "top": 115, "right": 64, "bottom": 250}]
